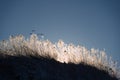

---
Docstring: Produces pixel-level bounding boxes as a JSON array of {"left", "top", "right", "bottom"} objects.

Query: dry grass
[{"left": 0, "top": 33, "right": 119, "bottom": 79}]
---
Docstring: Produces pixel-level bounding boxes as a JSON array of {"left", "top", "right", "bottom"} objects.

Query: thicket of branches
[{"left": 0, "top": 34, "right": 119, "bottom": 79}]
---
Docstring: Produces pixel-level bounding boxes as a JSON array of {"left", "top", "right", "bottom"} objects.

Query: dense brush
[{"left": 0, "top": 34, "right": 119, "bottom": 79}]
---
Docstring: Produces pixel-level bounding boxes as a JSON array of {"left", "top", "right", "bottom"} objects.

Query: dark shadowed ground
[{"left": 0, "top": 54, "right": 118, "bottom": 80}]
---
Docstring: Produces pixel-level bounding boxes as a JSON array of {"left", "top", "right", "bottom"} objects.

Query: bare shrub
[{"left": 0, "top": 34, "right": 119, "bottom": 79}]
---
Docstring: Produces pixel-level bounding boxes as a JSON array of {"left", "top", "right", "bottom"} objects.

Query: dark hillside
[{"left": 0, "top": 54, "right": 118, "bottom": 80}]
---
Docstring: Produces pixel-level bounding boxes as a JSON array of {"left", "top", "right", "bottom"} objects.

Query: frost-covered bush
[{"left": 0, "top": 34, "right": 119, "bottom": 79}]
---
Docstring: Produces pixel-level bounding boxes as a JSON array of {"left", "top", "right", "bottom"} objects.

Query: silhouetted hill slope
[
  {"left": 0, "top": 54, "right": 118, "bottom": 80},
  {"left": 0, "top": 34, "right": 119, "bottom": 80}
]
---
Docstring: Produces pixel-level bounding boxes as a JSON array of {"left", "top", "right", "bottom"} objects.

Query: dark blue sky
[{"left": 0, "top": 0, "right": 120, "bottom": 63}]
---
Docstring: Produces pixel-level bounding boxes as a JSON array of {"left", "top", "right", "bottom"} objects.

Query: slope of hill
[
  {"left": 0, "top": 54, "right": 118, "bottom": 80},
  {"left": 0, "top": 34, "right": 119, "bottom": 80}
]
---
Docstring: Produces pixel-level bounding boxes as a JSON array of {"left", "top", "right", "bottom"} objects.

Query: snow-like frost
[{"left": 0, "top": 33, "right": 120, "bottom": 79}]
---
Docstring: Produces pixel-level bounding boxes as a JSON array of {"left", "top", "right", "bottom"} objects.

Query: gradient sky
[{"left": 0, "top": 0, "right": 120, "bottom": 64}]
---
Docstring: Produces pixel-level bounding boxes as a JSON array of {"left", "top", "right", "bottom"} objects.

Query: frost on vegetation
[{"left": 0, "top": 33, "right": 120, "bottom": 78}]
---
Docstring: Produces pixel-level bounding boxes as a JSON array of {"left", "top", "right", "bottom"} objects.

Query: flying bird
[
  {"left": 37, "top": 33, "right": 44, "bottom": 39},
  {"left": 30, "top": 30, "right": 36, "bottom": 35}
]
